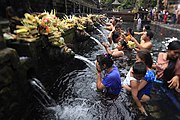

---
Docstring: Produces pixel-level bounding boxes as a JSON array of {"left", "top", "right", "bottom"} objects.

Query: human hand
[
  {"left": 167, "top": 76, "right": 179, "bottom": 91},
  {"left": 175, "top": 88, "right": 180, "bottom": 93},
  {"left": 121, "top": 33, "right": 126, "bottom": 38},
  {"left": 138, "top": 106, "right": 148, "bottom": 116},
  {"left": 95, "top": 61, "right": 102, "bottom": 73},
  {"left": 102, "top": 42, "right": 109, "bottom": 48}
]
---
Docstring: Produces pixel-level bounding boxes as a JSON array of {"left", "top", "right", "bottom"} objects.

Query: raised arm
[
  {"left": 131, "top": 36, "right": 152, "bottom": 50},
  {"left": 102, "top": 42, "right": 113, "bottom": 55},
  {"left": 96, "top": 61, "right": 105, "bottom": 90},
  {"left": 134, "top": 31, "right": 145, "bottom": 35}
]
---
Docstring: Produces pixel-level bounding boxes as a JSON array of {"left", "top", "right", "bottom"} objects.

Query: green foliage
[
  {"left": 119, "top": 0, "right": 135, "bottom": 9},
  {"left": 100, "top": 0, "right": 157, "bottom": 11},
  {"left": 101, "top": 0, "right": 113, "bottom": 4}
]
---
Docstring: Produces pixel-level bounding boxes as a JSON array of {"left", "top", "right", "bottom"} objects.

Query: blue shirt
[
  {"left": 102, "top": 65, "right": 122, "bottom": 95},
  {"left": 139, "top": 70, "right": 155, "bottom": 96}
]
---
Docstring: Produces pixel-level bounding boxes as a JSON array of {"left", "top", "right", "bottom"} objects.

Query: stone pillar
[
  {"left": 73, "top": 2, "right": 76, "bottom": 13},
  {"left": 86, "top": 7, "right": 89, "bottom": 14},
  {"left": 156, "top": 0, "right": 160, "bottom": 11},
  {"left": 83, "top": 6, "right": 85, "bottom": 13},
  {"left": 65, "top": 0, "right": 67, "bottom": 14},
  {"left": 78, "top": 3, "right": 81, "bottom": 13},
  {"left": 52, "top": 0, "right": 57, "bottom": 9}
]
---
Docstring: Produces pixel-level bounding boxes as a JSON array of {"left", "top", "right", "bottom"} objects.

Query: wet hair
[
  {"left": 118, "top": 40, "right": 128, "bottom": 50},
  {"left": 96, "top": 53, "right": 113, "bottom": 69},
  {"left": 167, "top": 40, "right": 180, "bottom": 50},
  {"left": 133, "top": 62, "right": 147, "bottom": 76},
  {"left": 163, "top": 60, "right": 176, "bottom": 82},
  {"left": 114, "top": 18, "right": 120, "bottom": 23},
  {"left": 127, "top": 27, "right": 134, "bottom": 36},
  {"left": 137, "top": 49, "right": 153, "bottom": 68},
  {"left": 115, "top": 23, "right": 121, "bottom": 29},
  {"left": 144, "top": 25, "right": 151, "bottom": 30},
  {"left": 146, "top": 30, "right": 154, "bottom": 40},
  {"left": 163, "top": 41, "right": 180, "bottom": 82}
]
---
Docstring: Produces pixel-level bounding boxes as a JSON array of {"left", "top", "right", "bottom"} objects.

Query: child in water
[
  {"left": 102, "top": 40, "right": 129, "bottom": 58},
  {"left": 123, "top": 61, "right": 148, "bottom": 116},
  {"left": 96, "top": 53, "right": 122, "bottom": 99}
]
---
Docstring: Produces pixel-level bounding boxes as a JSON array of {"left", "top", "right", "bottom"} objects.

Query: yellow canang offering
[{"left": 127, "top": 41, "right": 136, "bottom": 48}]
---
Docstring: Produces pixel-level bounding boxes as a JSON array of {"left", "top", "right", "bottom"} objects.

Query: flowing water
[
  {"left": 74, "top": 54, "right": 96, "bottom": 73},
  {"left": 29, "top": 78, "right": 55, "bottom": 107},
  {"left": 96, "top": 27, "right": 107, "bottom": 40},
  {"left": 90, "top": 36, "right": 106, "bottom": 51},
  {"left": 28, "top": 22, "right": 180, "bottom": 120}
]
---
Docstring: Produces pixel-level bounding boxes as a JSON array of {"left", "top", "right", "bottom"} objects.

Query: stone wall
[{"left": 0, "top": 26, "right": 34, "bottom": 119}]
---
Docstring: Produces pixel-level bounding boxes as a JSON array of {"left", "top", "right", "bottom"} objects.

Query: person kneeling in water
[
  {"left": 123, "top": 62, "right": 148, "bottom": 116},
  {"left": 96, "top": 53, "right": 122, "bottom": 99}
]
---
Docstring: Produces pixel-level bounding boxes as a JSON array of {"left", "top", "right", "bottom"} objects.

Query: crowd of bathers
[{"left": 95, "top": 16, "right": 180, "bottom": 116}]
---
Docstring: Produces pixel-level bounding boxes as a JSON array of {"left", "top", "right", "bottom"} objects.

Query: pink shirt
[{"left": 156, "top": 53, "right": 169, "bottom": 79}]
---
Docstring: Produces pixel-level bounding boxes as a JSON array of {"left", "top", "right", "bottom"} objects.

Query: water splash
[
  {"left": 74, "top": 54, "right": 96, "bottom": 73},
  {"left": 90, "top": 36, "right": 106, "bottom": 51},
  {"left": 48, "top": 98, "right": 95, "bottom": 120},
  {"left": 94, "top": 26, "right": 109, "bottom": 43},
  {"left": 96, "top": 28, "right": 106, "bottom": 39},
  {"left": 163, "top": 37, "right": 178, "bottom": 48}
]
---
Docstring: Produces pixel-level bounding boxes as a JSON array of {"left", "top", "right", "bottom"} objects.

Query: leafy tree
[{"left": 100, "top": 0, "right": 157, "bottom": 11}]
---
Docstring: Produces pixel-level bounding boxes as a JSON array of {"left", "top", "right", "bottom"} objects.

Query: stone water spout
[
  {"left": 39, "top": 35, "right": 75, "bottom": 61},
  {"left": 29, "top": 78, "right": 55, "bottom": 107},
  {"left": 75, "top": 29, "right": 90, "bottom": 42}
]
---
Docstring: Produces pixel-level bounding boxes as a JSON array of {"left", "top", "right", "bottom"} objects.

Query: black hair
[
  {"left": 127, "top": 27, "right": 134, "bottom": 36},
  {"left": 137, "top": 49, "right": 153, "bottom": 68},
  {"left": 133, "top": 62, "right": 147, "bottom": 75},
  {"left": 163, "top": 60, "right": 176, "bottom": 84},
  {"left": 146, "top": 30, "right": 154, "bottom": 40},
  {"left": 118, "top": 40, "right": 128, "bottom": 50},
  {"left": 115, "top": 18, "right": 120, "bottom": 23},
  {"left": 115, "top": 23, "right": 121, "bottom": 29},
  {"left": 168, "top": 40, "right": 180, "bottom": 50},
  {"left": 96, "top": 53, "right": 113, "bottom": 69},
  {"left": 163, "top": 41, "right": 180, "bottom": 83},
  {"left": 144, "top": 25, "right": 151, "bottom": 30}
]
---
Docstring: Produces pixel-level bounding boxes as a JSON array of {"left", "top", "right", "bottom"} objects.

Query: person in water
[
  {"left": 134, "top": 25, "right": 151, "bottom": 36},
  {"left": 105, "top": 17, "right": 119, "bottom": 31},
  {"left": 155, "top": 40, "right": 180, "bottom": 92},
  {"left": 122, "top": 27, "right": 134, "bottom": 42},
  {"left": 96, "top": 53, "right": 122, "bottom": 99},
  {"left": 130, "top": 30, "right": 154, "bottom": 51},
  {"left": 108, "top": 23, "right": 122, "bottom": 45},
  {"left": 102, "top": 40, "right": 129, "bottom": 58},
  {"left": 123, "top": 61, "right": 148, "bottom": 115},
  {"left": 123, "top": 50, "right": 155, "bottom": 116}
]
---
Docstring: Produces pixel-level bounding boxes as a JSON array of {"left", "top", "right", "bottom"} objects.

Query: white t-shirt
[
  {"left": 122, "top": 68, "right": 141, "bottom": 86},
  {"left": 137, "top": 18, "right": 142, "bottom": 24}
]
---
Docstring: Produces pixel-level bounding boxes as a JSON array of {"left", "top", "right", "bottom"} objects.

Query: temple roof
[{"left": 112, "top": 0, "right": 120, "bottom": 5}]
